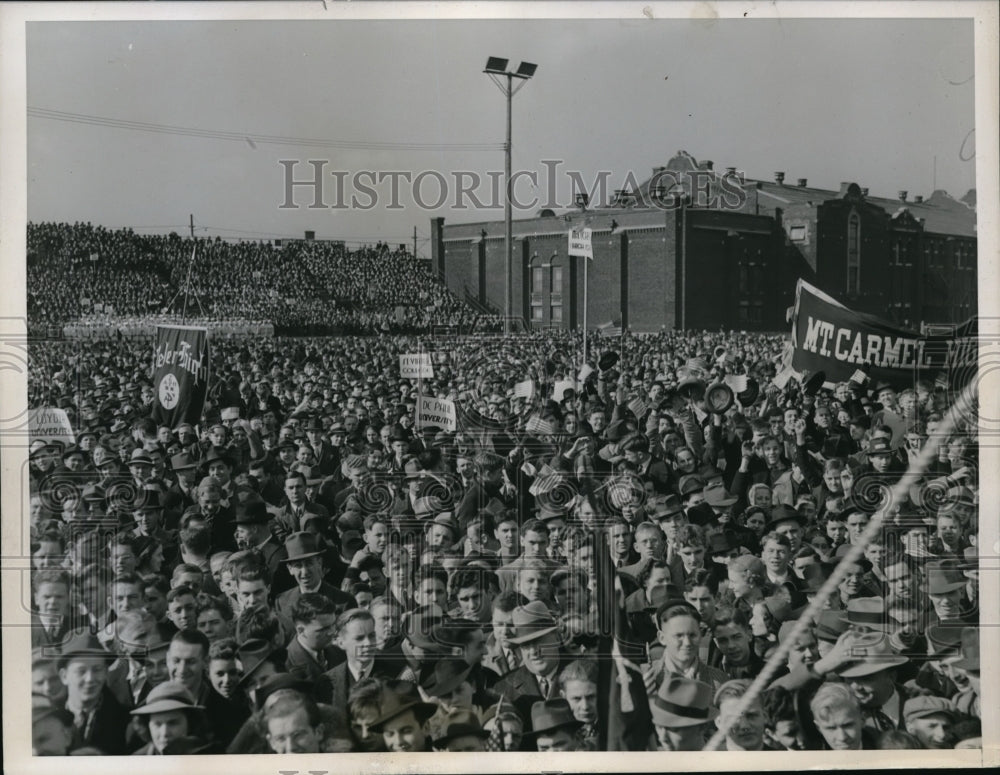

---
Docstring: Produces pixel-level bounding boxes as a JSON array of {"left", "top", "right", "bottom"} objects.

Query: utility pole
[
  {"left": 413, "top": 225, "right": 418, "bottom": 259},
  {"left": 190, "top": 213, "right": 195, "bottom": 239}
]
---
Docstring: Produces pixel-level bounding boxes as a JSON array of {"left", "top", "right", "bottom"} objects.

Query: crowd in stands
[
  {"left": 27, "top": 222, "right": 501, "bottom": 336},
  {"left": 25, "top": 324, "right": 982, "bottom": 755}
]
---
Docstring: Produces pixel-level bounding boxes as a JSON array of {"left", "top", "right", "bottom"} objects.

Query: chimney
[
  {"left": 725, "top": 166, "right": 737, "bottom": 176},
  {"left": 898, "top": 190, "right": 908, "bottom": 202},
  {"left": 774, "top": 171, "right": 785, "bottom": 184},
  {"left": 861, "top": 187, "right": 869, "bottom": 196},
  {"left": 797, "top": 178, "right": 808, "bottom": 187},
  {"left": 914, "top": 195, "right": 924, "bottom": 203},
  {"left": 304, "top": 230, "right": 315, "bottom": 241},
  {"left": 703, "top": 160, "right": 714, "bottom": 170}
]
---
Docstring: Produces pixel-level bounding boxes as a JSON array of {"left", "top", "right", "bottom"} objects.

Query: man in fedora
[
  {"left": 494, "top": 601, "right": 571, "bottom": 716},
  {"left": 233, "top": 501, "right": 293, "bottom": 593},
  {"left": 162, "top": 451, "right": 201, "bottom": 526},
  {"left": 274, "top": 531, "right": 355, "bottom": 619},
  {"left": 304, "top": 415, "right": 340, "bottom": 478},
  {"left": 526, "top": 698, "right": 583, "bottom": 751},
  {"left": 826, "top": 631, "right": 910, "bottom": 731},
  {"left": 368, "top": 680, "right": 438, "bottom": 752},
  {"left": 432, "top": 709, "right": 491, "bottom": 752},
  {"left": 925, "top": 561, "right": 976, "bottom": 626},
  {"left": 57, "top": 631, "right": 130, "bottom": 754},
  {"left": 648, "top": 675, "right": 717, "bottom": 751}
]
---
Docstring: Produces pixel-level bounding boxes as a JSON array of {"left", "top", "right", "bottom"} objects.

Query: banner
[
  {"left": 29, "top": 407, "right": 75, "bottom": 448},
  {"left": 151, "top": 325, "right": 210, "bottom": 427},
  {"left": 416, "top": 395, "right": 457, "bottom": 431},
  {"left": 400, "top": 353, "right": 434, "bottom": 379},
  {"left": 790, "top": 279, "right": 976, "bottom": 388},
  {"left": 568, "top": 227, "right": 593, "bottom": 260}
]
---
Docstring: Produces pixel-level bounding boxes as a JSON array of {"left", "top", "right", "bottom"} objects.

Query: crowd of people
[
  {"left": 26, "top": 321, "right": 982, "bottom": 756},
  {"left": 26, "top": 222, "right": 501, "bottom": 336}
]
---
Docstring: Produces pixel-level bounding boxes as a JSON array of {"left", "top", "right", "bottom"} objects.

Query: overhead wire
[{"left": 27, "top": 106, "right": 504, "bottom": 152}]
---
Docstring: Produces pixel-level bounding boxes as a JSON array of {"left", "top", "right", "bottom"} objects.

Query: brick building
[{"left": 430, "top": 151, "right": 977, "bottom": 332}]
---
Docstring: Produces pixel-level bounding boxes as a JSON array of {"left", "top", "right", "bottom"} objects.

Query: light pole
[{"left": 484, "top": 57, "right": 537, "bottom": 336}]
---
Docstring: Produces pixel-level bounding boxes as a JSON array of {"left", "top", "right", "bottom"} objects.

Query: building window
[
  {"left": 531, "top": 267, "right": 544, "bottom": 294},
  {"left": 531, "top": 303, "right": 543, "bottom": 321},
  {"left": 550, "top": 265, "right": 563, "bottom": 294},
  {"left": 789, "top": 225, "right": 806, "bottom": 241},
  {"left": 550, "top": 304, "right": 563, "bottom": 322},
  {"left": 847, "top": 212, "right": 861, "bottom": 294}
]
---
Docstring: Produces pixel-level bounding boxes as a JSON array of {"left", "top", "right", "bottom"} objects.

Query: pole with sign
[{"left": 568, "top": 227, "right": 593, "bottom": 374}]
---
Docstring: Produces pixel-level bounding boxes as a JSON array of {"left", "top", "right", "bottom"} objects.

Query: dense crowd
[
  {"left": 27, "top": 222, "right": 501, "bottom": 336},
  {"left": 27, "top": 326, "right": 981, "bottom": 755}
]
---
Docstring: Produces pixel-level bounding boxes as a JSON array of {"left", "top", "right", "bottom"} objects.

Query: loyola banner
[
  {"left": 151, "top": 325, "right": 210, "bottom": 427},
  {"left": 790, "top": 280, "right": 976, "bottom": 388}
]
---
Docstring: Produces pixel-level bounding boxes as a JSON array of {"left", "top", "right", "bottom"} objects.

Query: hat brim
[
  {"left": 650, "top": 704, "right": 718, "bottom": 728},
  {"left": 131, "top": 699, "right": 204, "bottom": 715},
  {"left": 837, "top": 656, "right": 908, "bottom": 678},
  {"left": 524, "top": 719, "right": 583, "bottom": 738},
  {"left": 928, "top": 580, "right": 967, "bottom": 594},
  {"left": 370, "top": 699, "right": 438, "bottom": 730},
  {"left": 434, "top": 725, "right": 491, "bottom": 746},
  {"left": 507, "top": 624, "right": 560, "bottom": 645},
  {"left": 281, "top": 550, "right": 325, "bottom": 562}
]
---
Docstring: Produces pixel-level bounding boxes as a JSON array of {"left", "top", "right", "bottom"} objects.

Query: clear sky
[{"left": 26, "top": 16, "right": 975, "bottom": 253}]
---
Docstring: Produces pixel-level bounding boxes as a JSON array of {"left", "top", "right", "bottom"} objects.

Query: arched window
[{"left": 847, "top": 212, "right": 861, "bottom": 294}]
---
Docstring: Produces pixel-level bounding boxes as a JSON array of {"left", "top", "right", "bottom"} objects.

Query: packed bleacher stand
[{"left": 26, "top": 222, "right": 501, "bottom": 337}]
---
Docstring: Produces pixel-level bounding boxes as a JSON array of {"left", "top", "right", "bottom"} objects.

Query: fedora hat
[
  {"left": 61, "top": 444, "right": 86, "bottom": 461},
  {"left": 652, "top": 494, "right": 685, "bottom": 520},
  {"left": 433, "top": 709, "right": 491, "bottom": 747},
  {"left": 430, "top": 512, "right": 459, "bottom": 535},
  {"left": 419, "top": 658, "right": 473, "bottom": 698},
  {"left": 234, "top": 501, "right": 270, "bottom": 525},
  {"left": 865, "top": 437, "right": 893, "bottom": 457},
  {"left": 526, "top": 699, "right": 582, "bottom": 737},
  {"left": 254, "top": 672, "right": 315, "bottom": 708},
  {"left": 925, "top": 563, "right": 967, "bottom": 595},
  {"left": 404, "top": 605, "right": 446, "bottom": 651},
  {"left": 802, "top": 370, "right": 827, "bottom": 397},
  {"left": 834, "top": 631, "right": 908, "bottom": 677},
  {"left": 650, "top": 675, "right": 718, "bottom": 728},
  {"left": 56, "top": 632, "right": 114, "bottom": 669},
  {"left": 707, "top": 532, "right": 735, "bottom": 556},
  {"left": 236, "top": 639, "right": 287, "bottom": 687},
  {"left": 814, "top": 609, "right": 849, "bottom": 643},
  {"left": 128, "top": 448, "right": 153, "bottom": 467},
  {"left": 598, "top": 351, "right": 619, "bottom": 372},
  {"left": 952, "top": 626, "right": 980, "bottom": 671},
  {"left": 202, "top": 446, "right": 233, "bottom": 468},
  {"left": 130, "top": 681, "right": 203, "bottom": 716},
  {"left": 280, "top": 531, "right": 325, "bottom": 562},
  {"left": 703, "top": 482, "right": 738, "bottom": 508},
  {"left": 507, "top": 600, "right": 561, "bottom": 645},
  {"left": 677, "top": 474, "right": 706, "bottom": 498},
  {"left": 170, "top": 452, "right": 199, "bottom": 472},
  {"left": 839, "top": 597, "right": 889, "bottom": 632},
  {"left": 133, "top": 486, "right": 164, "bottom": 511},
  {"left": 737, "top": 377, "right": 760, "bottom": 406},
  {"left": 369, "top": 686, "right": 438, "bottom": 731},
  {"left": 704, "top": 382, "right": 735, "bottom": 414},
  {"left": 764, "top": 504, "right": 806, "bottom": 531}
]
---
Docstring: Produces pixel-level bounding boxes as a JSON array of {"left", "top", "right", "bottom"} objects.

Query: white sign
[
  {"left": 400, "top": 353, "right": 434, "bottom": 379},
  {"left": 29, "top": 407, "right": 76, "bottom": 447},
  {"left": 568, "top": 227, "right": 593, "bottom": 260},
  {"left": 416, "top": 395, "right": 457, "bottom": 431}
]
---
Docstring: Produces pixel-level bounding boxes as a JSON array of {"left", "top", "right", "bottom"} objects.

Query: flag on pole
[
  {"left": 598, "top": 320, "right": 623, "bottom": 337},
  {"left": 627, "top": 395, "right": 648, "bottom": 418},
  {"left": 525, "top": 414, "right": 558, "bottom": 436},
  {"left": 512, "top": 379, "right": 535, "bottom": 400}
]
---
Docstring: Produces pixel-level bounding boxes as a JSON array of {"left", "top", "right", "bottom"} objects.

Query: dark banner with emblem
[
  {"left": 790, "top": 279, "right": 977, "bottom": 389},
  {"left": 151, "top": 325, "right": 210, "bottom": 427}
]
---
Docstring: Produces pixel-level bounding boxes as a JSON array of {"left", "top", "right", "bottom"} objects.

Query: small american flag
[
  {"left": 525, "top": 414, "right": 557, "bottom": 435},
  {"left": 485, "top": 693, "right": 508, "bottom": 751},
  {"left": 627, "top": 396, "right": 648, "bottom": 418}
]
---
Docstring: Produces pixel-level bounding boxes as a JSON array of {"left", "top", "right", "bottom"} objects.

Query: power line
[{"left": 27, "top": 106, "right": 504, "bottom": 152}]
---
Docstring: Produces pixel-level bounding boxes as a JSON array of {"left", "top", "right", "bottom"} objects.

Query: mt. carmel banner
[
  {"left": 790, "top": 279, "right": 977, "bottom": 388},
  {"left": 151, "top": 325, "right": 210, "bottom": 427}
]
